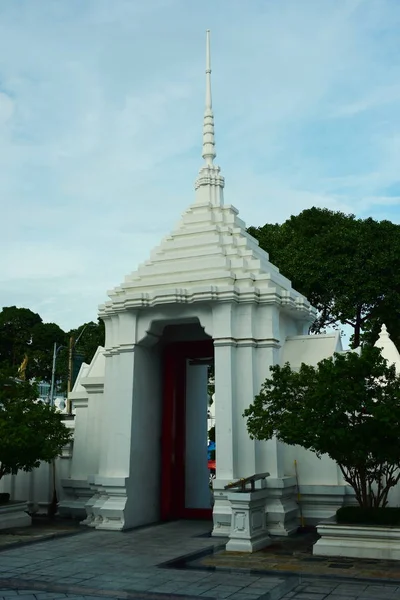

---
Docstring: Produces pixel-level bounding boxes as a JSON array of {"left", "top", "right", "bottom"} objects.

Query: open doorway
[{"left": 161, "top": 339, "right": 214, "bottom": 521}]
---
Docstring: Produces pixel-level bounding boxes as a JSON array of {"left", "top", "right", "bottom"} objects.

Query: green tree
[
  {"left": 30, "top": 321, "right": 67, "bottom": 383},
  {"left": 248, "top": 208, "right": 400, "bottom": 348},
  {"left": 0, "top": 307, "right": 105, "bottom": 391},
  {"left": 244, "top": 347, "right": 400, "bottom": 508},
  {"left": 0, "top": 306, "right": 67, "bottom": 382},
  {"left": 0, "top": 372, "right": 72, "bottom": 480},
  {"left": 68, "top": 319, "right": 105, "bottom": 365},
  {"left": 0, "top": 306, "right": 42, "bottom": 369}
]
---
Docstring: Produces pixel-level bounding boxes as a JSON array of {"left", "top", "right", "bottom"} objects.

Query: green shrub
[{"left": 336, "top": 506, "right": 400, "bottom": 526}]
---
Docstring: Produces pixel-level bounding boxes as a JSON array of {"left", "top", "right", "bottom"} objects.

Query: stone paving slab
[
  {"left": 0, "top": 521, "right": 398, "bottom": 600},
  {"left": 195, "top": 529, "right": 400, "bottom": 583},
  {"left": 0, "top": 517, "right": 83, "bottom": 551}
]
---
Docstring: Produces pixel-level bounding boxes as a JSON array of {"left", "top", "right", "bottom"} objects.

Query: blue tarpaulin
[{"left": 207, "top": 441, "right": 215, "bottom": 459}]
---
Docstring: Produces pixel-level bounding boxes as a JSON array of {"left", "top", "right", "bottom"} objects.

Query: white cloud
[{"left": 0, "top": 0, "right": 399, "bottom": 330}]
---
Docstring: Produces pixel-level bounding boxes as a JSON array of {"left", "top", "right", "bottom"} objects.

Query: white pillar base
[
  {"left": 212, "top": 479, "right": 232, "bottom": 537},
  {"left": 300, "top": 484, "right": 357, "bottom": 525},
  {"left": 265, "top": 477, "right": 299, "bottom": 536},
  {"left": 314, "top": 523, "right": 400, "bottom": 561},
  {"left": 0, "top": 502, "right": 31, "bottom": 530},
  {"left": 226, "top": 489, "right": 271, "bottom": 553},
  {"left": 59, "top": 478, "right": 93, "bottom": 519}
]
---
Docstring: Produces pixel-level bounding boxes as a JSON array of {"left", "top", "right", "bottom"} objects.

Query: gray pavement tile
[
  {"left": 326, "top": 595, "right": 357, "bottom": 600},
  {"left": 357, "top": 595, "right": 399, "bottom": 600},
  {"left": 199, "top": 592, "right": 234, "bottom": 599},
  {"left": 166, "top": 574, "right": 212, "bottom": 583},
  {"left": 247, "top": 581, "right": 283, "bottom": 590},
  {"left": 231, "top": 590, "right": 264, "bottom": 597},
  {"left": 177, "top": 581, "right": 218, "bottom": 590},
  {"left": 35, "top": 595, "right": 67, "bottom": 599},
  {"left": 229, "top": 594, "right": 265, "bottom": 600},
  {"left": 334, "top": 585, "right": 367, "bottom": 593},
  {"left": 302, "top": 586, "right": 337, "bottom": 594},
  {"left": 181, "top": 584, "right": 219, "bottom": 593},
  {"left": 125, "top": 582, "right": 154, "bottom": 592},
  {"left": 77, "top": 597, "right": 117, "bottom": 600},
  {"left": 291, "top": 595, "right": 328, "bottom": 600},
  {"left": 174, "top": 590, "right": 209, "bottom": 597},
  {"left": 361, "top": 587, "right": 399, "bottom": 595},
  {"left": 211, "top": 586, "right": 244, "bottom": 592}
]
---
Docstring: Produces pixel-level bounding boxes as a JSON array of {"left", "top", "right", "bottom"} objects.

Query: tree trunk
[{"left": 351, "top": 308, "right": 363, "bottom": 349}]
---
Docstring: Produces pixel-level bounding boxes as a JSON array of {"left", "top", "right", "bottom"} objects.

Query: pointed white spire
[
  {"left": 195, "top": 30, "right": 225, "bottom": 206},
  {"left": 202, "top": 29, "right": 216, "bottom": 165}
]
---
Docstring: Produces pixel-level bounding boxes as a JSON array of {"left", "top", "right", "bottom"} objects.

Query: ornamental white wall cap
[
  {"left": 374, "top": 323, "right": 400, "bottom": 373},
  {"left": 99, "top": 285, "right": 316, "bottom": 321}
]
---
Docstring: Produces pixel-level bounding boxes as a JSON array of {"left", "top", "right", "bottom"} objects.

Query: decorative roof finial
[
  {"left": 202, "top": 29, "right": 216, "bottom": 166},
  {"left": 380, "top": 323, "right": 389, "bottom": 338},
  {"left": 195, "top": 30, "right": 224, "bottom": 205}
]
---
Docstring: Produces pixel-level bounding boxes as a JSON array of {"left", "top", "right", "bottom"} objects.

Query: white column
[
  {"left": 234, "top": 342, "right": 257, "bottom": 477},
  {"left": 212, "top": 303, "right": 238, "bottom": 537},
  {"left": 212, "top": 338, "right": 236, "bottom": 537},
  {"left": 252, "top": 306, "right": 298, "bottom": 535},
  {"left": 94, "top": 312, "right": 137, "bottom": 530},
  {"left": 99, "top": 349, "right": 135, "bottom": 478},
  {"left": 214, "top": 340, "right": 236, "bottom": 479},
  {"left": 253, "top": 305, "right": 282, "bottom": 477},
  {"left": 68, "top": 396, "right": 89, "bottom": 479}
]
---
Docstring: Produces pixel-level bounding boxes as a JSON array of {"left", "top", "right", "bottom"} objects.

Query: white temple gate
[{"left": 59, "top": 31, "right": 365, "bottom": 534}]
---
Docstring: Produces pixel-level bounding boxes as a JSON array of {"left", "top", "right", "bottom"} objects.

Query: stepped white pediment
[
  {"left": 100, "top": 201, "right": 316, "bottom": 323},
  {"left": 71, "top": 362, "right": 90, "bottom": 393},
  {"left": 282, "top": 331, "right": 342, "bottom": 369}
]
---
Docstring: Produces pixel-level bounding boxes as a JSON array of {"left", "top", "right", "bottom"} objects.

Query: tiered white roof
[{"left": 99, "top": 31, "right": 315, "bottom": 325}]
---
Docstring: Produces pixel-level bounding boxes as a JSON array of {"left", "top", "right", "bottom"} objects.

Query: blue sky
[{"left": 0, "top": 0, "right": 399, "bottom": 331}]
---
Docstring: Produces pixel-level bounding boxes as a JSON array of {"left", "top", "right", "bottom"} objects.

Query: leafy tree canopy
[
  {"left": 244, "top": 347, "right": 400, "bottom": 508},
  {"left": 0, "top": 372, "right": 72, "bottom": 480},
  {"left": 68, "top": 319, "right": 105, "bottom": 366},
  {"left": 248, "top": 208, "right": 400, "bottom": 348},
  {"left": 0, "top": 307, "right": 105, "bottom": 388}
]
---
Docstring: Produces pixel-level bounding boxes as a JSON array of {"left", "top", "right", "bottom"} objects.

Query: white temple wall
[
  {"left": 0, "top": 417, "right": 74, "bottom": 514},
  {"left": 279, "top": 311, "right": 309, "bottom": 339},
  {"left": 283, "top": 445, "right": 343, "bottom": 485}
]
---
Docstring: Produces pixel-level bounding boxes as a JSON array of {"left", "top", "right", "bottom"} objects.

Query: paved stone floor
[
  {"left": 0, "top": 521, "right": 399, "bottom": 600},
  {"left": 0, "top": 517, "right": 82, "bottom": 550},
  {"left": 198, "top": 528, "right": 400, "bottom": 581}
]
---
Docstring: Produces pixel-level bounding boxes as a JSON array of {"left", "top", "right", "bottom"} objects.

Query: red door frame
[{"left": 161, "top": 340, "right": 214, "bottom": 521}]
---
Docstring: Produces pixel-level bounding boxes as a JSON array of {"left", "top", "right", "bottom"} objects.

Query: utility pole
[
  {"left": 49, "top": 342, "right": 62, "bottom": 407},
  {"left": 48, "top": 341, "right": 64, "bottom": 518},
  {"left": 66, "top": 325, "right": 88, "bottom": 414},
  {"left": 66, "top": 336, "right": 74, "bottom": 414}
]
